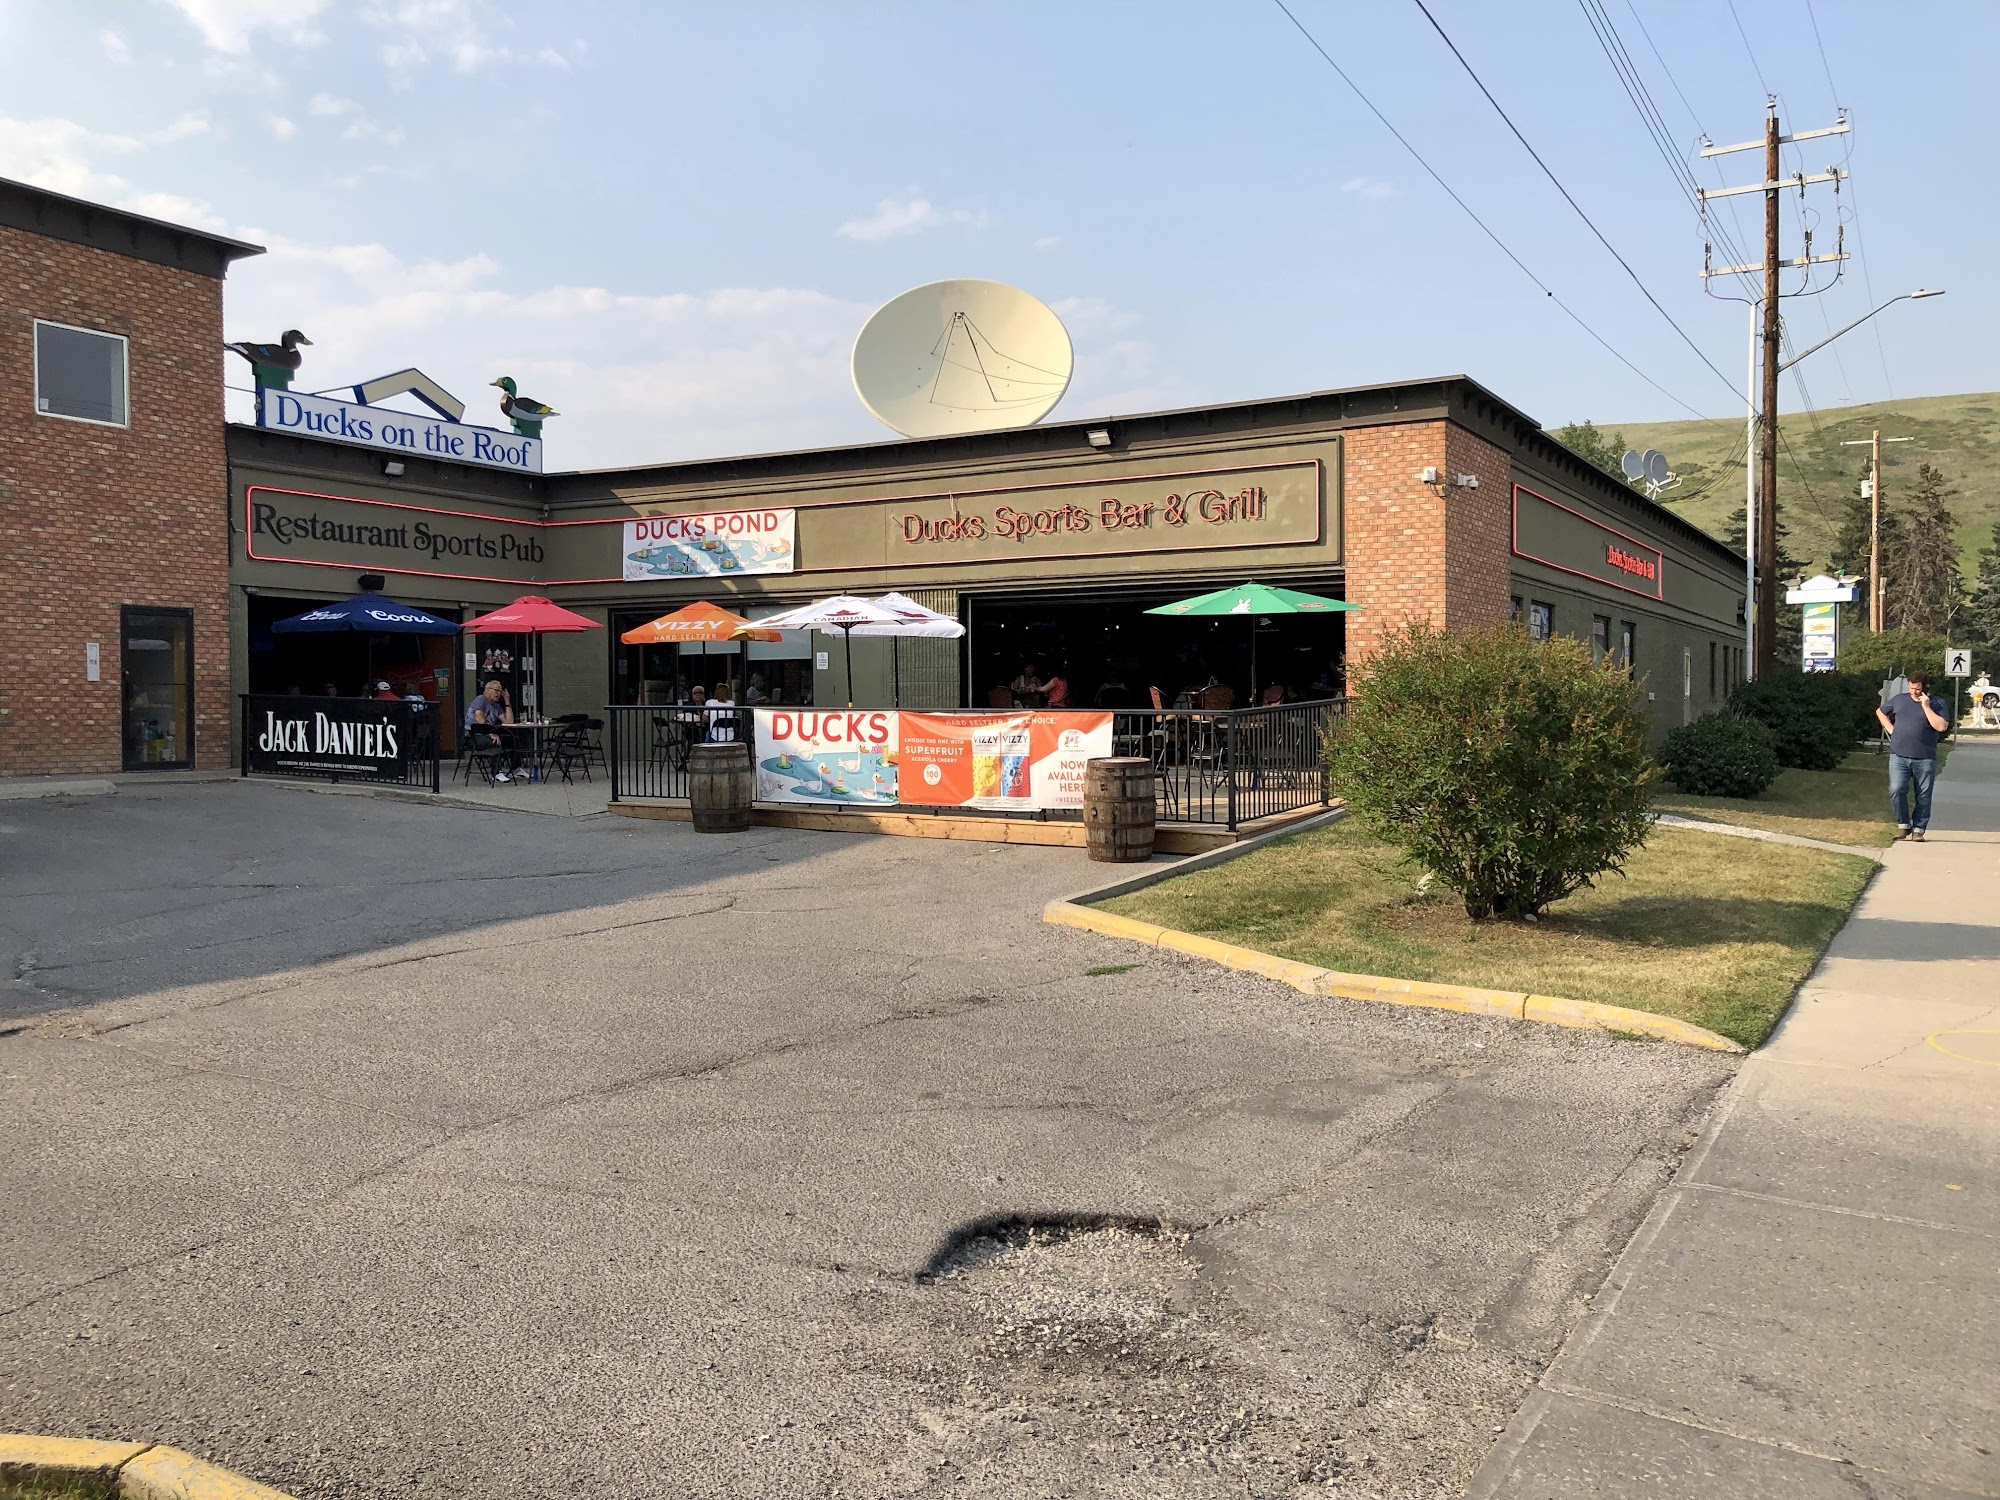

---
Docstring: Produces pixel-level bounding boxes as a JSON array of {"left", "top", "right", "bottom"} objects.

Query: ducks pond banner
[
  {"left": 623, "top": 509, "right": 796, "bottom": 579},
  {"left": 752, "top": 708, "right": 1112, "bottom": 810}
]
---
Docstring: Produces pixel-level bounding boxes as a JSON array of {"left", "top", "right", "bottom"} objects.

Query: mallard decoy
[
  {"left": 491, "top": 376, "right": 558, "bottom": 439},
  {"left": 225, "top": 329, "right": 311, "bottom": 390}
]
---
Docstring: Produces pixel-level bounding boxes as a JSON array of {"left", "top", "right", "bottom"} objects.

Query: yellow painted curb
[
  {"left": 0, "top": 1434, "right": 297, "bottom": 1500},
  {"left": 1045, "top": 900, "right": 1744, "bottom": 1053}
]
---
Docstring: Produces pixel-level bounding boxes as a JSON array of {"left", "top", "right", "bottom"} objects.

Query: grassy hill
[{"left": 1564, "top": 391, "right": 2000, "bottom": 578}]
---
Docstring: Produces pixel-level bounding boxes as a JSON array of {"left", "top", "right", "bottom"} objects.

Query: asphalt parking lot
[{"left": 1, "top": 782, "right": 1734, "bottom": 1499}]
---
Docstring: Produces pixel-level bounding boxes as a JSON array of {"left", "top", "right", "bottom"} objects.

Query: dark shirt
[{"left": 1882, "top": 693, "right": 1948, "bottom": 759}]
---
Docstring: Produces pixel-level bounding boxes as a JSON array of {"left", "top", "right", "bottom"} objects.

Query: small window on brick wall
[
  {"left": 1528, "top": 601, "right": 1553, "bottom": 642},
  {"left": 35, "top": 320, "right": 129, "bottom": 427}
]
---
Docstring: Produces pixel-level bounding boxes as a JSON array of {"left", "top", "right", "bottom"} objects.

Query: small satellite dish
[
  {"left": 1621, "top": 448, "right": 1679, "bottom": 499},
  {"left": 852, "top": 279, "right": 1073, "bottom": 438},
  {"left": 1620, "top": 449, "right": 1646, "bottom": 481}
]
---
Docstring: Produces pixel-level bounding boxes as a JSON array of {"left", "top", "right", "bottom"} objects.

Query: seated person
[
  {"left": 1043, "top": 667, "right": 1070, "bottom": 708},
  {"left": 464, "top": 679, "right": 517, "bottom": 781},
  {"left": 1011, "top": 661, "right": 1044, "bottom": 706},
  {"left": 708, "top": 683, "right": 739, "bottom": 741},
  {"left": 743, "top": 672, "right": 769, "bottom": 705},
  {"left": 373, "top": 680, "right": 400, "bottom": 701}
]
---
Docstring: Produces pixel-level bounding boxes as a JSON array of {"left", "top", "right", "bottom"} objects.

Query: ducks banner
[
  {"left": 623, "top": 509, "right": 796, "bottom": 579},
  {"left": 751, "top": 708, "right": 1112, "bottom": 811}
]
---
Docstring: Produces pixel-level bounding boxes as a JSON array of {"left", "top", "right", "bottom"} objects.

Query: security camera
[
  {"left": 1454, "top": 473, "right": 1480, "bottom": 489},
  {"left": 1420, "top": 466, "right": 1440, "bottom": 484}
]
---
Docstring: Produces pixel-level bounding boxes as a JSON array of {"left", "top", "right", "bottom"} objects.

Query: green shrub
[
  {"left": 1659, "top": 713, "right": 1780, "bottom": 798},
  {"left": 1835, "top": 628, "right": 1947, "bottom": 686},
  {"left": 1729, "top": 672, "right": 1866, "bottom": 771},
  {"left": 1328, "top": 623, "right": 1656, "bottom": 920}
]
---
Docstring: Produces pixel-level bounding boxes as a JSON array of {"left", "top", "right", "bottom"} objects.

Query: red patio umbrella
[{"left": 462, "top": 595, "right": 602, "bottom": 719}]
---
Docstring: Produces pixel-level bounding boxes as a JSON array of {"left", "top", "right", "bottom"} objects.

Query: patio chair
[
  {"left": 583, "top": 716, "right": 609, "bottom": 776},
  {"left": 544, "top": 721, "right": 591, "bottom": 784}
]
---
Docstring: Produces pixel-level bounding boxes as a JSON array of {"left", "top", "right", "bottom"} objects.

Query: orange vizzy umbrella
[{"left": 619, "top": 602, "right": 782, "bottom": 645}]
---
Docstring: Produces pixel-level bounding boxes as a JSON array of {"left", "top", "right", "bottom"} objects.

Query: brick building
[
  {"left": 1, "top": 178, "right": 260, "bottom": 775},
  {"left": 3, "top": 179, "right": 1745, "bottom": 777}
]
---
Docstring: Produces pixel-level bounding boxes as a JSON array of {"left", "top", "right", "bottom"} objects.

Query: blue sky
[{"left": 1, "top": 0, "right": 1989, "bottom": 469}]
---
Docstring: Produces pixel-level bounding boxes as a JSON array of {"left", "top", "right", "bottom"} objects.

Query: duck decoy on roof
[
  {"left": 491, "top": 376, "right": 558, "bottom": 439},
  {"left": 224, "top": 329, "right": 311, "bottom": 390}
]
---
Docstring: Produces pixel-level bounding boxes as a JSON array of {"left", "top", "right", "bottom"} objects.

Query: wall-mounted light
[
  {"left": 383, "top": 460, "right": 406, "bottom": 477},
  {"left": 1085, "top": 428, "right": 1112, "bottom": 449},
  {"left": 1419, "top": 466, "right": 1440, "bottom": 484}
]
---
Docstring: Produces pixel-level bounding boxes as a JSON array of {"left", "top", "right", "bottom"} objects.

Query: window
[
  {"left": 1618, "top": 621, "right": 1635, "bottom": 672},
  {"left": 1709, "top": 641, "right": 1718, "bottom": 698},
  {"left": 1509, "top": 596, "right": 1523, "bottom": 625},
  {"left": 1527, "top": 601, "right": 1553, "bottom": 643},
  {"left": 35, "top": 320, "right": 129, "bottom": 427},
  {"left": 1591, "top": 615, "right": 1612, "bottom": 665}
]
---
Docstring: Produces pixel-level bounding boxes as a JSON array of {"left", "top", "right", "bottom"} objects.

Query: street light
[
  {"left": 1779, "top": 289, "right": 1944, "bottom": 374},
  {"left": 1743, "top": 288, "right": 1943, "bottom": 679}
]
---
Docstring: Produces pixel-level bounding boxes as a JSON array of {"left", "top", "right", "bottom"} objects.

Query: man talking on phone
[{"left": 1875, "top": 671, "right": 1951, "bottom": 842}]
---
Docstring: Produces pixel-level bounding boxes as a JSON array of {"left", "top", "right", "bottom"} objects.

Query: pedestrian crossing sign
[{"left": 1946, "top": 648, "right": 1971, "bottom": 677}]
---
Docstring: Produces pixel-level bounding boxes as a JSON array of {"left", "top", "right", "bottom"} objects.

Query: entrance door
[{"left": 121, "top": 606, "right": 194, "bottom": 769}]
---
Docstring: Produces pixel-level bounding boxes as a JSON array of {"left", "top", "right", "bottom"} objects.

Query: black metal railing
[
  {"left": 607, "top": 705, "right": 752, "bottom": 802},
  {"left": 606, "top": 699, "right": 1342, "bottom": 828}
]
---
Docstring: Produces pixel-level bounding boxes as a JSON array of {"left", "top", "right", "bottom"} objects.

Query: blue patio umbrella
[
  {"left": 269, "top": 594, "right": 461, "bottom": 635},
  {"left": 270, "top": 593, "right": 460, "bottom": 695}
]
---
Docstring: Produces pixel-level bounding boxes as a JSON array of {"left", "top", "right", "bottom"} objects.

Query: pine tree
[
  {"left": 1964, "top": 518, "right": 2000, "bottom": 660},
  {"left": 1883, "top": 463, "right": 1964, "bottom": 636},
  {"left": 1551, "top": 421, "right": 1641, "bottom": 490}
]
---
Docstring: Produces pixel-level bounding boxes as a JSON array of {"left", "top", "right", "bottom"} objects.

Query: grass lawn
[
  {"left": 1100, "top": 818, "right": 1876, "bottom": 1048},
  {"left": 1654, "top": 748, "right": 1923, "bottom": 848},
  {"left": 0, "top": 1476, "right": 117, "bottom": 1500}
]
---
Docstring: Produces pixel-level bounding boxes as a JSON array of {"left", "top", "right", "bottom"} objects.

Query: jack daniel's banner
[{"left": 241, "top": 695, "right": 436, "bottom": 787}]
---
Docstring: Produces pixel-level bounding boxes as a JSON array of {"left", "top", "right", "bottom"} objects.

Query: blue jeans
[{"left": 1889, "top": 754, "right": 1937, "bottom": 832}]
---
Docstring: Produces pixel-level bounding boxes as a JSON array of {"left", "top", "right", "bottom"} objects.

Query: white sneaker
[{"left": 494, "top": 773, "right": 511, "bottom": 783}]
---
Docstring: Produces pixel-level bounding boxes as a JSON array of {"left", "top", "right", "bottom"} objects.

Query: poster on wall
[
  {"left": 750, "top": 709, "right": 1113, "bottom": 810},
  {"left": 623, "top": 509, "right": 796, "bottom": 579}
]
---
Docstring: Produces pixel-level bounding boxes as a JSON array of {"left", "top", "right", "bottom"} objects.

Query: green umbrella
[{"left": 1145, "top": 582, "right": 1359, "bottom": 702}]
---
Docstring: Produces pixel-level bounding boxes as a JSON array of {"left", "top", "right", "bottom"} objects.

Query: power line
[
  {"left": 1265, "top": 0, "right": 1724, "bottom": 423},
  {"left": 1724, "top": 0, "right": 1771, "bottom": 94},
  {"left": 1408, "top": 0, "right": 1744, "bottom": 403},
  {"left": 1802, "top": 0, "right": 1841, "bottom": 106}
]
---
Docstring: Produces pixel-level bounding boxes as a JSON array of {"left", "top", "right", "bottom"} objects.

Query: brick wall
[
  {"left": 0, "top": 224, "right": 229, "bottom": 775},
  {"left": 1341, "top": 419, "right": 1512, "bottom": 672}
]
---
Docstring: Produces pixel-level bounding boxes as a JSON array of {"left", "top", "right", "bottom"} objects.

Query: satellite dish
[
  {"left": 1620, "top": 449, "right": 1645, "bottom": 481},
  {"left": 1642, "top": 449, "right": 1669, "bottom": 486},
  {"left": 852, "top": 279, "right": 1073, "bottom": 438}
]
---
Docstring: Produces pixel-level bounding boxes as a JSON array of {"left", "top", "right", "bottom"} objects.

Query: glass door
[{"left": 121, "top": 606, "right": 194, "bottom": 770}]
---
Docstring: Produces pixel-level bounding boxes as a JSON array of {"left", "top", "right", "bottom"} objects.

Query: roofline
[{"left": 0, "top": 175, "right": 264, "bottom": 279}]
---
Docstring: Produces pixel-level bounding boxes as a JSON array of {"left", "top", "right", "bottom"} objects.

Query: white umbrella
[
  {"left": 748, "top": 595, "right": 903, "bottom": 708},
  {"left": 850, "top": 593, "right": 966, "bottom": 707}
]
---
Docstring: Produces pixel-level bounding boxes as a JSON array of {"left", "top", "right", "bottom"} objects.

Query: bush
[
  {"left": 1835, "top": 628, "right": 1947, "bottom": 686},
  {"left": 1659, "top": 713, "right": 1780, "bottom": 798},
  {"left": 1328, "top": 623, "right": 1656, "bottom": 920},
  {"left": 1729, "top": 672, "right": 1869, "bottom": 771}
]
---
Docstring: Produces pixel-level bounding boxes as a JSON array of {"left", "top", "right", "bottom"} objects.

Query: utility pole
[
  {"left": 1700, "top": 105, "right": 1849, "bottom": 679},
  {"left": 1841, "top": 429, "right": 1916, "bottom": 631}
]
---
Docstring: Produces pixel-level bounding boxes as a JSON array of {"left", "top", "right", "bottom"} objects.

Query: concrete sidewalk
[{"left": 1472, "top": 740, "right": 2000, "bottom": 1498}]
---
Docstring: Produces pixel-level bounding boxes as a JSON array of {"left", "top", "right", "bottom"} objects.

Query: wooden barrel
[
  {"left": 1084, "top": 756, "right": 1156, "bottom": 863},
  {"left": 688, "top": 742, "right": 753, "bottom": 833}
]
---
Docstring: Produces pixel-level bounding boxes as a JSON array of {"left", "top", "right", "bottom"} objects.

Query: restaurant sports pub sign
[{"left": 244, "top": 459, "right": 1325, "bottom": 586}]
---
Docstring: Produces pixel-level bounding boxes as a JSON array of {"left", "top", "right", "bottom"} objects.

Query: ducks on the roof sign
[
  {"left": 225, "top": 329, "right": 311, "bottom": 389},
  {"left": 491, "top": 376, "right": 559, "bottom": 439}
]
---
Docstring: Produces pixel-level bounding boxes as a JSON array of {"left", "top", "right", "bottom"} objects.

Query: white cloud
[
  {"left": 99, "top": 29, "right": 133, "bottom": 64},
  {"left": 1339, "top": 175, "right": 1399, "bottom": 202},
  {"left": 834, "top": 194, "right": 988, "bottom": 243},
  {"left": 362, "top": 0, "right": 584, "bottom": 74},
  {"left": 269, "top": 115, "right": 297, "bottom": 141},
  {"left": 221, "top": 233, "right": 883, "bottom": 465},
  {"left": 308, "top": 93, "right": 356, "bottom": 118},
  {"left": 165, "top": 0, "right": 331, "bottom": 53},
  {"left": 0, "top": 112, "right": 223, "bottom": 228},
  {"left": 1033, "top": 235, "right": 1061, "bottom": 252}
]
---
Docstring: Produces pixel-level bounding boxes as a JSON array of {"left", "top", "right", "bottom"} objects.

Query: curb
[
  {"left": 1044, "top": 900, "right": 1745, "bottom": 1053},
  {"left": 0, "top": 1433, "right": 295, "bottom": 1500}
]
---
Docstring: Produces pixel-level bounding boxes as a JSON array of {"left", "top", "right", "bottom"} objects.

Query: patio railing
[{"left": 606, "top": 699, "right": 1343, "bottom": 830}]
